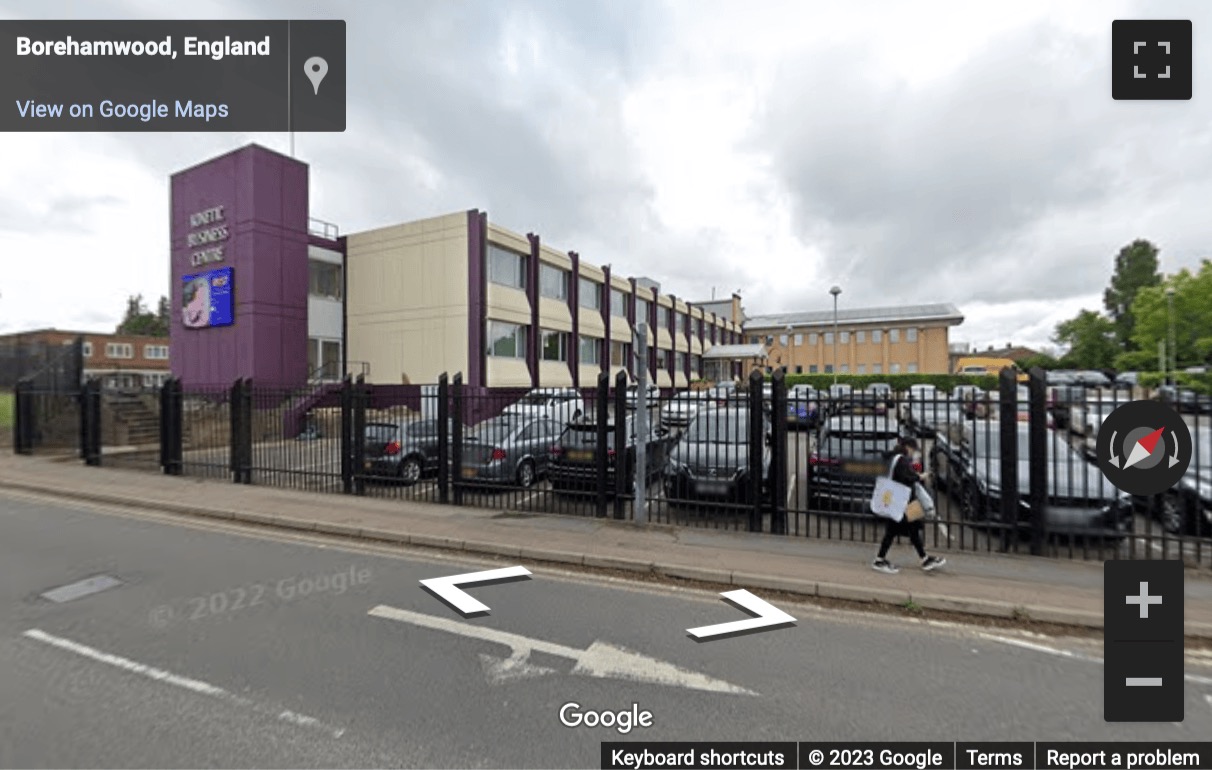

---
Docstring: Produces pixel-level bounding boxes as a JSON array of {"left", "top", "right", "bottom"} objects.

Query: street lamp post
[
  {"left": 1166, "top": 285, "right": 1176, "bottom": 386},
  {"left": 829, "top": 286, "right": 842, "bottom": 385}
]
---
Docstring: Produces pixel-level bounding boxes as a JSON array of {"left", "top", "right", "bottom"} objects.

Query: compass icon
[{"left": 1097, "top": 400, "right": 1192, "bottom": 496}]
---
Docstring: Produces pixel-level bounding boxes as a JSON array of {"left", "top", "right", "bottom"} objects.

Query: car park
[
  {"left": 931, "top": 422, "right": 1132, "bottom": 540},
  {"left": 549, "top": 415, "right": 669, "bottom": 495},
  {"left": 503, "top": 387, "right": 587, "bottom": 426},
  {"left": 1068, "top": 395, "right": 1123, "bottom": 457},
  {"left": 663, "top": 407, "right": 772, "bottom": 506},
  {"left": 860, "top": 382, "right": 893, "bottom": 413},
  {"left": 660, "top": 391, "right": 704, "bottom": 429},
  {"left": 363, "top": 418, "right": 452, "bottom": 484},
  {"left": 624, "top": 384, "right": 661, "bottom": 411},
  {"left": 900, "top": 385, "right": 957, "bottom": 437},
  {"left": 458, "top": 415, "right": 564, "bottom": 488},
  {"left": 1137, "top": 435, "right": 1212, "bottom": 535},
  {"left": 787, "top": 384, "right": 822, "bottom": 430},
  {"left": 1156, "top": 385, "right": 1210, "bottom": 414},
  {"left": 807, "top": 412, "right": 904, "bottom": 511},
  {"left": 1112, "top": 371, "right": 1138, "bottom": 391}
]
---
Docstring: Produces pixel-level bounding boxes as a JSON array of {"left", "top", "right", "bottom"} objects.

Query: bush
[
  {"left": 774, "top": 372, "right": 1000, "bottom": 392},
  {"left": 1138, "top": 372, "right": 1212, "bottom": 395}
]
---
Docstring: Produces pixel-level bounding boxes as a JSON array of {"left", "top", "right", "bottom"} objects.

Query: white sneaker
[
  {"left": 921, "top": 555, "right": 946, "bottom": 571},
  {"left": 872, "top": 558, "right": 899, "bottom": 574}
]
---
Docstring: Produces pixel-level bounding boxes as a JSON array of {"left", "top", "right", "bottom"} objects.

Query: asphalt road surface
[{"left": 2, "top": 490, "right": 1211, "bottom": 768}]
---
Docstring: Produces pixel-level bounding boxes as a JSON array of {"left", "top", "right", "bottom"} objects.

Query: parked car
[
  {"left": 931, "top": 422, "right": 1132, "bottom": 539},
  {"left": 548, "top": 415, "right": 670, "bottom": 494},
  {"left": 1069, "top": 395, "right": 1123, "bottom": 456},
  {"left": 951, "top": 385, "right": 990, "bottom": 418},
  {"left": 458, "top": 415, "right": 565, "bottom": 488},
  {"left": 660, "top": 391, "right": 704, "bottom": 428},
  {"left": 807, "top": 412, "right": 904, "bottom": 511},
  {"left": 900, "top": 385, "right": 957, "bottom": 437},
  {"left": 363, "top": 418, "right": 452, "bottom": 484},
  {"left": 663, "top": 407, "right": 772, "bottom": 506},
  {"left": 503, "top": 388, "right": 587, "bottom": 426},
  {"left": 1137, "top": 435, "right": 1212, "bottom": 535},
  {"left": 624, "top": 384, "right": 661, "bottom": 411},
  {"left": 862, "top": 382, "right": 894, "bottom": 411},
  {"left": 1112, "top": 372, "right": 1139, "bottom": 391},
  {"left": 787, "top": 384, "right": 822, "bottom": 430},
  {"left": 1069, "top": 370, "right": 1112, "bottom": 388},
  {"left": 1156, "top": 385, "right": 1210, "bottom": 414}
]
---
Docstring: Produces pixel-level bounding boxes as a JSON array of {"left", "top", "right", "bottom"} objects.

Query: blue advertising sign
[{"left": 181, "top": 266, "right": 234, "bottom": 329}]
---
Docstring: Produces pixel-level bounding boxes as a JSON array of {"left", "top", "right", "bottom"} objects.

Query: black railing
[{"left": 11, "top": 369, "right": 1212, "bottom": 568}]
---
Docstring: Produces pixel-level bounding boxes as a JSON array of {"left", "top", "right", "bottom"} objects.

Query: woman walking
[{"left": 872, "top": 437, "right": 946, "bottom": 574}]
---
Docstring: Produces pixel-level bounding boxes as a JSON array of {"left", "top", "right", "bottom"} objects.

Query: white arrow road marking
[
  {"left": 419, "top": 565, "right": 532, "bottom": 616},
  {"left": 478, "top": 651, "right": 556, "bottom": 684},
  {"left": 369, "top": 604, "right": 756, "bottom": 695},
  {"left": 22, "top": 629, "right": 345, "bottom": 737},
  {"left": 686, "top": 589, "right": 797, "bottom": 641}
]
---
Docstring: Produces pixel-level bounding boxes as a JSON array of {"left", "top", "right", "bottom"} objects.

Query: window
[
  {"left": 824, "top": 364, "right": 833, "bottom": 373},
  {"left": 750, "top": 335, "right": 760, "bottom": 344},
  {"left": 487, "top": 320, "right": 527, "bottom": 358},
  {"left": 840, "top": 331, "right": 850, "bottom": 344},
  {"left": 809, "top": 365, "right": 818, "bottom": 373},
  {"left": 488, "top": 244, "right": 527, "bottom": 289},
  {"left": 857, "top": 364, "right": 867, "bottom": 374},
  {"left": 891, "top": 363, "right": 901, "bottom": 373},
  {"left": 308, "top": 260, "right": 342, "bottom": 300},
  {"left": 907, "top": 362, "right": 919, "bottom": 373},
  {"left": 824, "top": 332, "right": 834, "bottom": 345},
  {"left": 635, "top": 297, "right": 650, "bottom": 324},
  {"left": 794, "top": 334, "right": 803, "bottom": 346},
  {"left": 541, "top": 329, "right": 569, "bottom": 361},
  {"left": 856, "top": 331, "right": 866, "bottom": 344},
  {"left": 779, "top": 334, "right": 788, "bottom": 346},
  {"left": 105, "top": 343, "right": 133, "bottom": 359},
  {"left": 655, "top": 349, "right": 669, "bottom": 369},
  {"left": 143, "top": 344, "right": 169, "bottom": 360},
  {"left": 907, "top": 328, "right": 918, "bottom": 342},
  {"left": 610, "top": 289, "right": 628, "bottom": 317},
  {"left": 540, "top": 264, "right": 568, "bottom": 300},
  {"left": 889, "top": 328, "right": 900, "bottom": 343},
  {"left": 82, "top": 342, "right": 93, "bottom": 357},
  {"left": 610, "top": 341, "right": 631, "bottom": 367},
  {"left": 765, "top": 335, "right": 774, "bottom": 346},
  {"left": 676, "top": 313, "right": 687, "bottom": 335},
  {"left": 321, "top": 341, "right": 341, "bottom": 379},
  {"left": 579, "top": 336, "right": 601, "bottom": 365},
  {"left": 872, "top": 330, "right": 882, "bottom": 343},
  {"left": 795, "top": 365, "right": 803, "bottom": 374},
  {"left": 675, "top": 352, "right": 687, "bottom": 373},
  {"left": 578, "top": 278, "right": 601, "bottom": 310},
  {"left": 657, "top": 305, "right": 670, "bottom": 328},
  {"left": 872, "top": 364, "right": 883, "bottom": 374},
  {"left": 694, "top": 355, "right": 703, "bottom": 373},
  {"left": 808, "top": 333, "right": 819, "bottom": 345}
]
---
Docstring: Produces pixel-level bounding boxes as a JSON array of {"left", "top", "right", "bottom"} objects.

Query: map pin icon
[{"left": 304, "top": 56, "right": 328, "bottom": 95}]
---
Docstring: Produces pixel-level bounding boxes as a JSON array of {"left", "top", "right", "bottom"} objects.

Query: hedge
[
  {"left": 768, "top": 373, "right": 1001, "bottom": 393},
  {"left": 1137, "top": 371, "right": 1212, "bottom": 395}
]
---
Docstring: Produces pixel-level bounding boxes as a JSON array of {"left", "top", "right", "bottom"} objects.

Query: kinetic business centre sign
[{"left": 187, "top": 205, "right": 228, "bottom": 266}]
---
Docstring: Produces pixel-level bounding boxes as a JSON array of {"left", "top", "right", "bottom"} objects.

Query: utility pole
[
  {"left": 829, "top": 285, "right": 842, "bottom": 385},
  {"left": 633, "top": 322, "right": 649, "bottom": 524}
]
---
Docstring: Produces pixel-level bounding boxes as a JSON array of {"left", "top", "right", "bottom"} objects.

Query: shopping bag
[
  {"left": 914, "top": 482, "right": 936, "bottom": 516},
  {"left": 870, "top": 456, "right": 910, "bottom": 521},
  {"left": 905, "top": 500, "right": 925, "bottom": 522}
]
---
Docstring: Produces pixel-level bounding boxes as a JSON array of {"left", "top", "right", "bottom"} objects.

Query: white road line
[
  {"left": 21, "top": 629, "right": 345, "bottom": 738},
  {"left": 979, "top": 632, "right": 1212, "bottom": 686}
]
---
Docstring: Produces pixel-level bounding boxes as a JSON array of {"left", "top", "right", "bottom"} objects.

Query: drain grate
[{"left": 41, "top": 574, "right": 124, "bottom": 603}]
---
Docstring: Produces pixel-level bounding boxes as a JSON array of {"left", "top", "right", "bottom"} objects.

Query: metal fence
[{"left": 12, "top": 369, "right": 1212, "bottom": 568}]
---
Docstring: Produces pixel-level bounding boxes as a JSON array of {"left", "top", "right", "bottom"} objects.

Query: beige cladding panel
[
  {"left": 487, "top": 285, "right": 531, "bottom": 326},
  {"left": 579, "top": 308, "right": 606, "bottom": 335},
  {"left": 538, "top": 297, "right": 573, "bottom": 331},
  {"left": 486, "top": 357, "right": 531, "bottom": 387}
]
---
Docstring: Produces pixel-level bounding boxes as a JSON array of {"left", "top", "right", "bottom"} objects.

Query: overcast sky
[{"left": 2, "top": 0, "right": 1209, "bottom": 353}]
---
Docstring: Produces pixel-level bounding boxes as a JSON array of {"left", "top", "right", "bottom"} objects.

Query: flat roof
[
  {"left": 703, "top": 343, "right": 767, "bottom": 360},
  {"left": 746, "top": 303, "right": 963, "bottom": 329}
]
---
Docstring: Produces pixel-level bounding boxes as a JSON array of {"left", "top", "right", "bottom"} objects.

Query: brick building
[{"left": 0, "top": 329, "right": 170, "bottom": 389}]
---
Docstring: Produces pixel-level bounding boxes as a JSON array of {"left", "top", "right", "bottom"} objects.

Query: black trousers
[{"left": 878, "top": 516, "right": 926, "bottom": 559}]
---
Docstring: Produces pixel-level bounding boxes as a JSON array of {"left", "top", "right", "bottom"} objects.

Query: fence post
[
  {"left": 613, "top": 371, "right": 628, "bottom": 519},
  {"left": 748, "top": 369, "right": 764, "bottom": 533},
  {"left": 159, "top": 378, "right": 170, "bottom": 471},
  {"left": 12, "top": 381, "right": 25, "bottom": 454},
  {"left": 78, "top": 379, "right": 89, "bottom": 462},
  {"left": 340, "top": 376, "right": 354, "bottom": 494},
  {"left": 1027, "top": 367, "right": 1048, "bottom": 555},
  {"left": 595, "top": 372, "right": 610, "bottom": 519},
  {"left": 770, "top": 369, "right": 788, "bottom": 535},
  {"left": 15, "top": 380, "right": 35, "bottom": 454},
  {"left": 997, "top": 367, "right": 1020, "bottom": 552},
  {"left": 230, "top": 378, "right": 252, "bottom": 484},
  {"left": 437, "top": 373, "right": 450, "bottom": 505},
  {"left": 168, "top": 378, "right": 184, "bottom": 475},
  {"left": 452, "top": 373, "right": 464, "bottom": 506},
  {"left": 84, "top": 379, "right": 102, "bottom": 466},
  {"left": 352, "top": 375, "right": 367, "bottom": 496}
]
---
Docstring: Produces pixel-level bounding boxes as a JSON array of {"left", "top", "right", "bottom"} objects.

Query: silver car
[{"left": 459, "top": 415, "right": 564, "bottom": 488}]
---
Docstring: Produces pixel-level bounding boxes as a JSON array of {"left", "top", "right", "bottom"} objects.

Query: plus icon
[
  {"left": 1112, "top": 20, "right": 1192, "bottom": 100},
  {"left": 1126, "top": 581, "right": 1163, "bottom": 619}
]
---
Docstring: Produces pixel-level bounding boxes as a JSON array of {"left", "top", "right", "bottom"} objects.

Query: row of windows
[
  {"left": 488, "top": 244, "right": 733, "bottom": 336},
  {"left": 77, "top": 341, "right": 169, "bottom": 360},
  {"left": 783, "top": 362, "right": 921, "bottom": 374},
  {"left": 754, "top": 327, "right": 920, "bottom": 346},
  {"left": 487, "top": 321, "right": 704, "bottom": 371}
]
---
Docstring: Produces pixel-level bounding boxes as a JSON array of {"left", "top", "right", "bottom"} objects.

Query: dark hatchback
[
  {"left": 548, "top": 416, "right": 671, "bottom": 495},
  {"left": 807, "top": 414, "right": 904, "bottom": 512},
  {"left": 364, "top": 418, "right": 452, "bottom": 484},
  {"left": 663, "top": 408, "right": 772, "bottom": 506}
]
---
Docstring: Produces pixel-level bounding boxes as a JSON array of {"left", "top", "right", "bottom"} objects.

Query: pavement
[{"left": 3, "top": 452, "right": 1212, "bottom": 639}]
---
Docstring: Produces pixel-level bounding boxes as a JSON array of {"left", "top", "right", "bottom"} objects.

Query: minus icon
[{"left": 1125, "top": 677, "right": 1163, "bottom": 686}]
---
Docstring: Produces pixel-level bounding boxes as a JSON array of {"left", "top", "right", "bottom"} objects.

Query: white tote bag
[
  {"left": 870, "top": 455, "right": 910, "bottom": 521},
  {"left": 914, "top": 482, "right": 936, "bottom": 517}
]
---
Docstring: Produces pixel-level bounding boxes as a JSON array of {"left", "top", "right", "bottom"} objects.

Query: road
[{"left": 2, "top": 491, "right": 1211, "bottom": 768}]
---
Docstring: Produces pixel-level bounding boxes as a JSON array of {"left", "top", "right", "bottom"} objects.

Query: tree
[
  {"left": 1129, "top": 260, "right": 1212, "bottom": 370},
  {"left": 116, "top": 294, "right": 170, "bottom": 337},
  {"left": 1103, "top": 239, "right": 1161, "bottom": 350},
  {"left": 1054, "top": 310, "right": 1117, "bottom": 369},
  {"left": 1018, "top": 353, "right": 1060, "bottom": 371}
]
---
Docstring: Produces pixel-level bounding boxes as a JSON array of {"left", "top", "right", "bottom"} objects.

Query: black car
[
  {"left": 807, "top": 414, "right": 903, "bottom": 512},
  {"left": 931, "top": 422, "right": 1132, "bottom": 540},
  {"left": 1138, "top": 435, "right": 1212, "bottom": 535},
  {"left": 1156, "top": 385, "right": 1211, "bottom": 415},
  {"left": 364, "top": 418, "right": 452, "bottom": 484},
  {"left": 548, "top": 416, "right": 670, "bottom": 495},
  {"left": 663, "top": 407, "right": 772, "bottom": 506}
]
